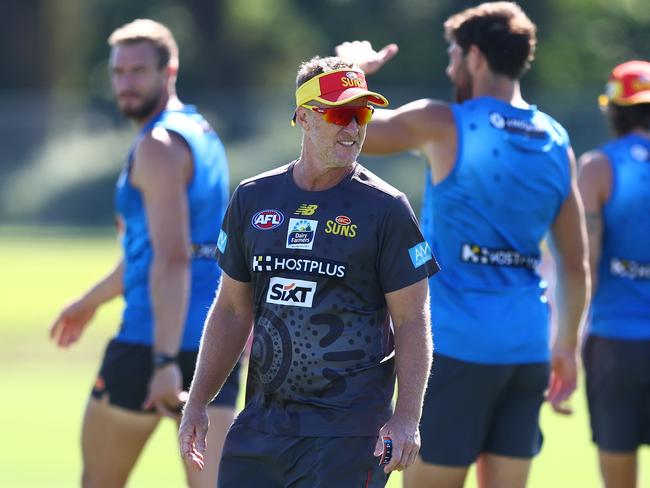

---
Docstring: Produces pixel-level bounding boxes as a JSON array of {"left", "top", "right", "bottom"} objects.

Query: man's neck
[
  {"left": 473, "top": 76, "right": 528, "bottom": 109},
  {"left": 628, "top": 128, "right": 650, "bottom": 140},
  {"left": 135, "top": 93, "right": 182, "bottom": 129},
  {"left": 293, "top": 157, "right": 355, "bottom": 192}
]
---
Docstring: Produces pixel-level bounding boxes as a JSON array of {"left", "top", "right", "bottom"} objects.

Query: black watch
[{"left": 152, "top": 353, "right": 179, "bottom": 370}]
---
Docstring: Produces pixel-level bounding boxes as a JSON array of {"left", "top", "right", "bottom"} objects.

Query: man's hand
[
  {"left": 375, "top": 414, "right": 420, "bottom": 473},
  {"left": 179, "top": 401, "right": 209, "bottom": 471},
  {"left": 49, "top": 300, "right": 97, "bottom": 347},
  {"left": 545, "top": 342, "right": 578, "bottom": 415},
  {"left": 335, "top": 41, "right": 399, "bottom": 75},
  {"left": 143, "top": 363, "right": 184, "bottom": 417}
]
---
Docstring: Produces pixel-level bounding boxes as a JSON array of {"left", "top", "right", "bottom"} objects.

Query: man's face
[
  {"left": 446, "top": 42, "right": 473, "bottom": 103},
  {"left": 302, "top": 98, "right": 369, "bottom": 168},
  {"left": 110, "top": 42, "right": 168, "bottom": 121}
]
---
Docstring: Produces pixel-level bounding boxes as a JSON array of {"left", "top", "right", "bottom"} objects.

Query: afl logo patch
[
  {"left": 252, "top": 210, "right": 284, "bottom": 230},
  {"left": 335, "top": 215, "right": 351, "bottom": 225}
]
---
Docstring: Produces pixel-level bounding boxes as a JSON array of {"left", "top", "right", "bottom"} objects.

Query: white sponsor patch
[
  {"left": 266, "top": 277, "right": 317, "bottom": 308},
  {"left": 286, "top": 218, "right": 318, "bottom": 250}
]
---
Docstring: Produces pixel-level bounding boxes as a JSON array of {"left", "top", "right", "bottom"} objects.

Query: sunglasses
[{"left": 301, "top": 104, "right": 374, "bottom": 126}]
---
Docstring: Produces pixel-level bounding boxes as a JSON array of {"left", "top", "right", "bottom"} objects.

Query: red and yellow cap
[
  {"left": 599, "top": 60, "right": 650, "bottom": 107},
  {"left": 296, "top": 69, "right": 389, "bottom": 108}
]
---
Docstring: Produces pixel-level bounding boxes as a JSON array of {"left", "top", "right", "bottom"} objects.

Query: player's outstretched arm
[
  {"left": 336, "top": 40, "right": 455, "bottom": 156},
  {"left": 546, "top": 148, "right": 590, "bottom": 415},
  {"left": 49, "top": 259, "right": 124, "bottom": 347},
  {"left": 378, "top": 278, "right": 432, "bottom": 474},
  {"left": 179, "top": 273, "right": 253, "bottom": 471},
  {"left": 335, "top": 40, "right": 399, "bottom": 75}
]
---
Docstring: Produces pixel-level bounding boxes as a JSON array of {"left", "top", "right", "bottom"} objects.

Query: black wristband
[{"left": 152, "top": 353, "right": 178, "bottom": 370}]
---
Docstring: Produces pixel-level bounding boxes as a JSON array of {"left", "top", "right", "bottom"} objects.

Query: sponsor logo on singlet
[
  {"left": 266, "top": 277, "right": 316, "bottom": 307},
  {"left": 488, "top": 112, "right": 546, "bottom": 139},
  {"left": 252, "top": 254, "right": 347, "bottom": 278},
  {"left": 461, "top": 243, "right": 539, "bottom": 270},
  {"left": 610, "top": 258, "right": 650, "bottom": 280},
  {"left": 294, "top": 204, "right": 319, "bottom": 216},
  {"left": 630, "top": 144, "right": 649, "bottom": 162},
  {"left": 286, "top": 218, "right": 318, "bottom": 249},
  {"left": 217, "top": 230, "right": 228, "bottom": 253},
  {"left": 409, "top": 241, "right": 433, "bottom": 268},
  {"left": 252, "top": 210, "right": 284, "bottom": 230},
  {"left": 325, "top": 215, "right": 357, "bottom": 238}
]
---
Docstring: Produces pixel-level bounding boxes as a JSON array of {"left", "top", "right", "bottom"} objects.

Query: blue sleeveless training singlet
[
  {"left": 115, "top": 106, "right": 229, "bottom": 350},
  {"left": 589, "top": 134, "right": 650, "bottom": 339},
  {"left": 420, "top": 96, "right": 571, "bottom": 363}
]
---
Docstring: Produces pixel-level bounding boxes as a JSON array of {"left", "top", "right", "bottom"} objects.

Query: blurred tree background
[{"left": 1, "top": 0, "right": 649, "bottom": 227}]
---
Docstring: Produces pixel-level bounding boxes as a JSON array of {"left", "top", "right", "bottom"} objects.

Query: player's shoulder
[
  {"left": 578, "top": 148, "right": 611, "bottom": 178},
  {"left": 537, "top": 110, "right": 569, "bottom": 141},
  {"left": 351, "top": 164, "right": 405, "bottom": 201},
  {"left": 135, "top": 125, "right": 189, "bottom": 163},
  {"left": 238, "top": 163, "right": 292, "bottom": 191}
]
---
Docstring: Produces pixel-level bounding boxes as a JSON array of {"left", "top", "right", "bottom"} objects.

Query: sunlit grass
[{"left": 1, "top": 228, "right": 647, "bottom": 487}]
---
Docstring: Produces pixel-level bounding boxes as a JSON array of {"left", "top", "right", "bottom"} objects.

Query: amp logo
[
  {"left": 266, "top": 277, "right": 316, "bottom": 308},
  {"left": 251, "top": 210, "right": 284, "bottom": 230},
  {"left": 409, "top": 241, "right": 433, "bottom": 268}
]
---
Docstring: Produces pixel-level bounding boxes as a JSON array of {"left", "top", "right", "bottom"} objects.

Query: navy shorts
[
  {"left": 218, "top": 422, "right": 388, "bottom": 488},
  {"left": 584, "top": 335, "right": 650, "bottom": 452},
  {"left": 91, "top": 339, "right": 241, "bottom": 412},
  {"left": 419, "top": 353, "right": 549, "bottom": 466}
]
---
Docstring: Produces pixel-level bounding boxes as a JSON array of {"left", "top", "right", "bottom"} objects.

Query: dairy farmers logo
[
  {"left": 286, "top": 218, "right": 318, "bottom": 250},
  {"left": 266, "top": 277, "right": 316, "bottom": 308},
  {"left": 251, "top": 210, "right": 284, "bottom": 230}
]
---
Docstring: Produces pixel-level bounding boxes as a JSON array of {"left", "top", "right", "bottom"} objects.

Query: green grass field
[{"left": 1, "top": 228, "right": 648, "bottom": 487}]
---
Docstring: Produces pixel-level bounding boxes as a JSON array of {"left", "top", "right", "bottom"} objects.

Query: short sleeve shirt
[{"left": 217, "top": 162, "right": 439, "bottom": 436}]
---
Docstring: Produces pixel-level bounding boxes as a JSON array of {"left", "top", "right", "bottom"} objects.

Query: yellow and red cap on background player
[{"left": 599, "top": 60, "right": 650, "bottom": 107}]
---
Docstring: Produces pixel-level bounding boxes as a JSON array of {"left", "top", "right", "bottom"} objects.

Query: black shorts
[
  {"left": 91, "top": 338, "right": 241, "bottom": 412},
  {"left": 218, "top": 422, "right": 388, "bottom": 488},
  {"left": 584, "top": 335, "right": 650, "bottom": 452},
  {"left": 419, "top": 353, "right": 549, "bottom": 466}
]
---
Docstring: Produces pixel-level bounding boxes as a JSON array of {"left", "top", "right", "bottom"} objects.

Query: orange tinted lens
[{"left": 322, "top": 106, "right": 373, "bottom": 126}]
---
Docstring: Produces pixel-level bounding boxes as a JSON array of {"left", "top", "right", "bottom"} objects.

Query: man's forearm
[
  {"left": 393, "top": 317, "right": 433, "bottom": 422},
  {"left": 187, "top": 300, "right": 252, "bottom": 406},
  {"left": 554, "top": 262, "right": 589, "bottom": 348},
  {"left": 150, "top": 257, "right": 190, "bottom": 355},
  {"left": 80, "top": 259, "right": 124, "bottom": 308}
]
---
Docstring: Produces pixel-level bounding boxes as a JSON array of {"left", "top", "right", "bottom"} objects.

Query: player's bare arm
[
  {"left": 378, "top": 278, "right": 432, "bottom": 474},
  {"left": 362, "top": 100, "right": 455, "bottom": 157},
  {"left": 336, "top": 40, "right": 456, "bottom": 180},
  {"left": 132, "top": 127, "right": 193, "bottom": 416},
  {"left": 577, "top": 150, "right": 611, "bottom": 291},
  {"left": 546, "top": 147, "right": 590, "bottom": 414},
  {"left": 49, "top": 259, "right": 124, "bottom": 347},
  {"left": 180, "top": 273, "right": 254, "bottom": 471}
]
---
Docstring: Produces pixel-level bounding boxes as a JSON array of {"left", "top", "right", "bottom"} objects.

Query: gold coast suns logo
[
  {"left": 325, "top": 215, "right": 357, "bottom": 238},
  {"left": 340, "top": 71, "right": 365, "bottom": 88}
]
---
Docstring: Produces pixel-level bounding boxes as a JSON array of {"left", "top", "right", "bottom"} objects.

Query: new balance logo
[{"left": 294, "top": 204, "right": 318, "bottom": 216}]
